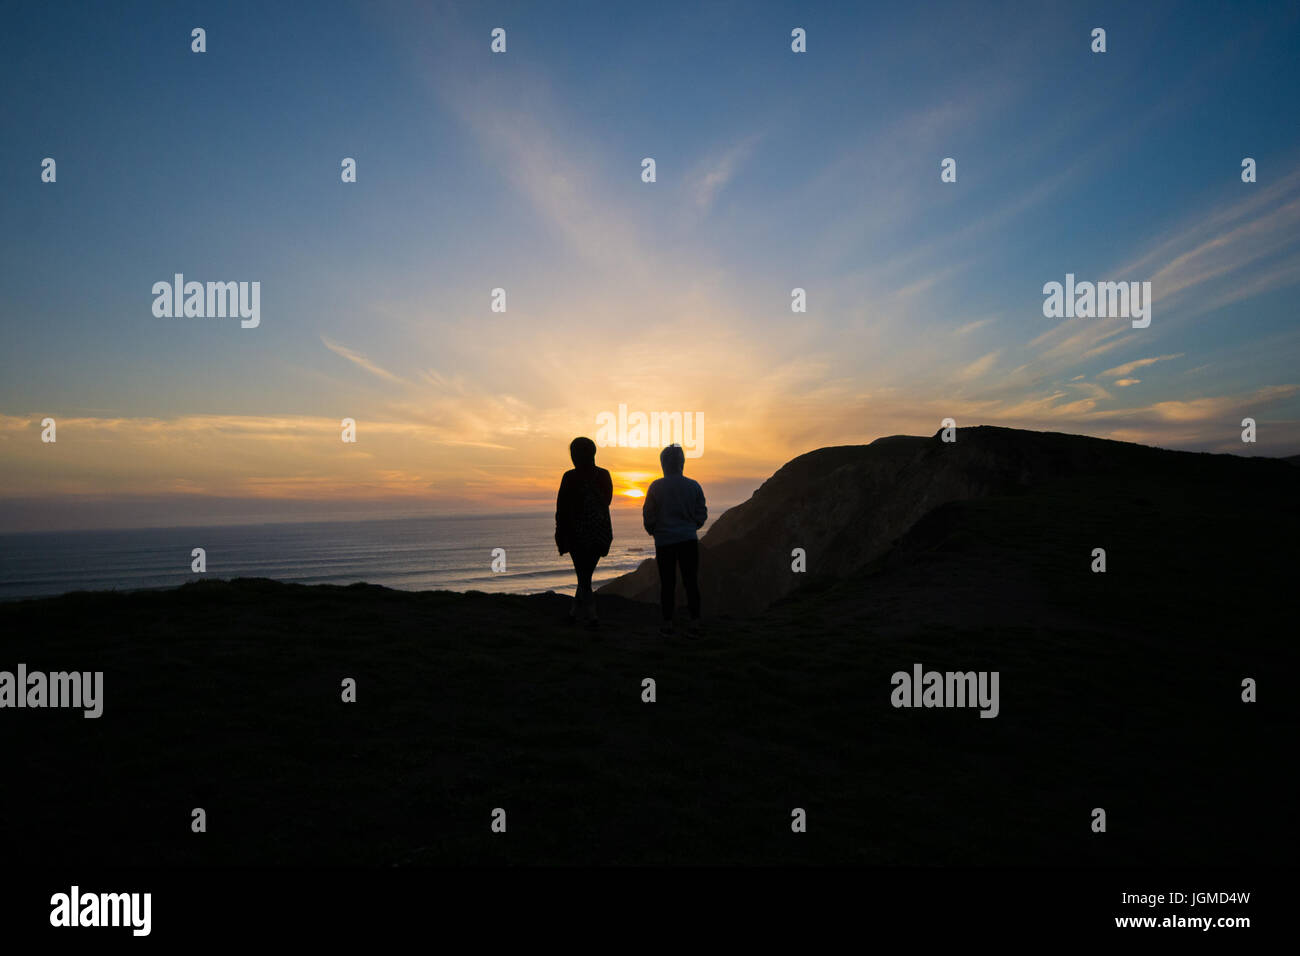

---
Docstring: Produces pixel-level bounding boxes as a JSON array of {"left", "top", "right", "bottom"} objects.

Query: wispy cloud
[
  {"left": 689, "top": 135, "right": 763, "bottom": 210},
  {"left": 322, "top": 336, "right": 406, "bottom": 384},
  {"left": 958, "top": 350, "right": 1001, "bottom": 380},
  {"left": 955, "top": 317, "right": 996, "bottom": 336},
  {"left": 1131, "top": 384, "right": 1300, "bottom": 423},
  {"left": 1099, "top": 353, "right": 1184, "bottom": 380},
  {"left": 1112, "top": 165, "right": 1300, "bottom": 316}
]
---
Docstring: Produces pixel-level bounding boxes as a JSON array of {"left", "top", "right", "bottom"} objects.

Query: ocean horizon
[{"left": 0, "top": 509, "right": 709, "bottom": 602}]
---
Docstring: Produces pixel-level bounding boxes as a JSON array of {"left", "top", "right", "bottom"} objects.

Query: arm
[
  {"left": 642, "top": 484, "right": 657, "bottom": 535},
  {"left": 599, "top": 468, "right": 613, "bottom": 508},
  {"left": 693, "top": 484, "right": 708, "bottom": 528},
  {"left": 555, "top": 472, "right": 572, "bottom": 552}
]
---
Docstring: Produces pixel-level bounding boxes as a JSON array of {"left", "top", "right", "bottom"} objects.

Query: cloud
[
  {"left": 1114, "top": 378, "right": 1140, "bottom": 387},
  {"left": 1099, "top": 353, "right": 1184, "bottom": 379},
  {"left": 1112, "top": 165, "right": 1300, "bottom": 317},
  {"left": 958, "top": 350, "right": 1001, "bottom": 380},
  {"left": 321, "top": 336, "right": 406, "bottom": 384},
  {"left": 689, "top": 135, "right": 762, "bottom": 210},
  {"left": 1137, "top": 384, "right": 1300, "bottom": 423},
  {"left": 1080, "top": 332, "right": 1140, "bottom": 360},
  {"left": 414, "top": 52, "right": 655, "bottom": 286},
  {"left": 954, "top": 318, "right": 996, "bottom": 336}
]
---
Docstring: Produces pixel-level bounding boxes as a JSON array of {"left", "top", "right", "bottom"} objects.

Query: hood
[
  {"left": 569, "top": 436, "right": 598, "bottom": 468},
  {"left": 659, "top": 444, "right": 686, "bottom": 477}
]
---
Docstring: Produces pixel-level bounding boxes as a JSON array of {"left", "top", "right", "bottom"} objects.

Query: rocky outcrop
[{"left": 598, "top": 425, "right": 1298, "bottom": 616}]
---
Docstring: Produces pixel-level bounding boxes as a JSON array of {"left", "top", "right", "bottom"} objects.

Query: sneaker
[{"left": 658, "top": 623, "right": 675, "bottom": 637}]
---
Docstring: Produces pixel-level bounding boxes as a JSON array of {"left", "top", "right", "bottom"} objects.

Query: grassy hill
[{"left": 1, "top": 426, "right": 1294, "bottom": 865}]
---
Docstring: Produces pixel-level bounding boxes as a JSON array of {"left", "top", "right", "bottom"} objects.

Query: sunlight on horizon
[{"left": 615, "top": 471, "right": 658, "bottom": 501}]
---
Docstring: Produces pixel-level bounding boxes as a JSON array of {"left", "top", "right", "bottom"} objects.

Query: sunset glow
[{"left": 1, "top": 3, "right": 1297, "bottom": 536}]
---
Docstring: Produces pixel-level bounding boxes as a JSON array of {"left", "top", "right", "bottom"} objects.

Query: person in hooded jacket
[
  {"left": 555, "top": 436, "right": 613, "bottom": 627},
  {"left": 642, "top": 444, "right": 707, "bottom": 635}
]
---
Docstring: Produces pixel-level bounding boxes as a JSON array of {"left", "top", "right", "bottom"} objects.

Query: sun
[{"left": 615, "top": 472, "right": 654, "bottom": 500}]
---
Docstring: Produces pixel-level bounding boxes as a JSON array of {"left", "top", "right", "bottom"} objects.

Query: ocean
[{"left": 0, "top": 509, "right": 704, "bottom": 601}]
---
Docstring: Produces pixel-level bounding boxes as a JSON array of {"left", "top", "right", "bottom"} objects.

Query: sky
[{"left": 1, "top": 0, "right": 1298, "bottom": 531}]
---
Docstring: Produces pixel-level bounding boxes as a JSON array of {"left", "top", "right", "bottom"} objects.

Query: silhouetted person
[
  {"left": 555, "top": 436, "right": 613, "bottom": 628},
  {"left": 643, "top": 444, "right": 707, "bottom": 635}
]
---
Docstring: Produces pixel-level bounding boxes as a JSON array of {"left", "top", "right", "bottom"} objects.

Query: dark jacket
[{"left": 556, "top": 464, "right": 613, "bottom": 557}]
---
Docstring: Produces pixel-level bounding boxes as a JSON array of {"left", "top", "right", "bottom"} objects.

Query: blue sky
[{"left": 1, "top": 0, "right": 1298, "bottom": 530}]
